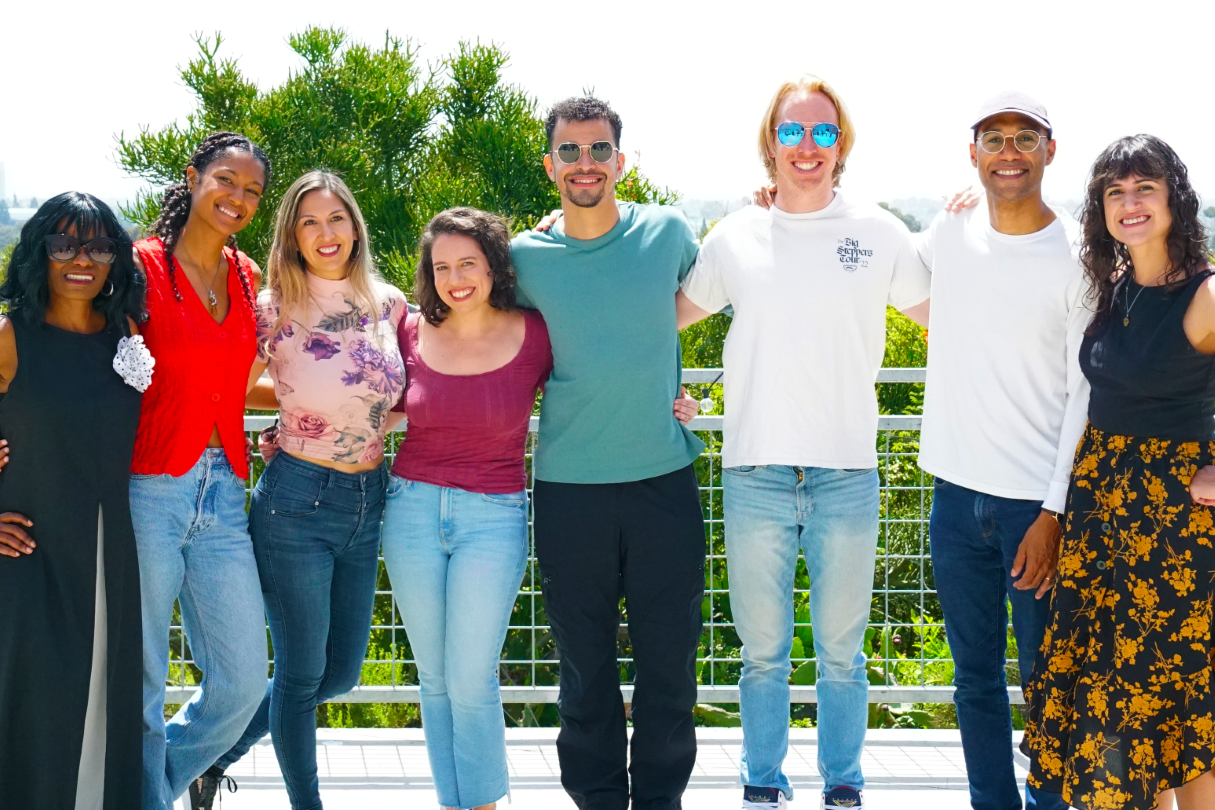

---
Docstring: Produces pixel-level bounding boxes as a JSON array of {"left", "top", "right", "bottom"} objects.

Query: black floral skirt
[{"left": 1022, "top": 424, "right": 1215, "bottom": 809}]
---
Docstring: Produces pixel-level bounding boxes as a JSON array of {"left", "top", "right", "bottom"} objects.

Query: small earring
[{"left": 100, "top": 280, "right": 115, "bottom": 297}]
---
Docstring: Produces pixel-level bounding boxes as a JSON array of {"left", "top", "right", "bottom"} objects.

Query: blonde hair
[
  {"left": 758, "top": 75, "right": 856, "bottom": 186},
  {"left": 264, "top": 171, "right": 384, "bottom": 349}
]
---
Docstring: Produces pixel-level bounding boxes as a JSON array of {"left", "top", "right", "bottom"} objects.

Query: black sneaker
[
  {"left": 742, "top": 785, "right": 786, "bottom": 808},
  {"left": 189, "top": 766, "right": 237, "bottom": 810},
  {"left": 822, "top": 786, "right": 863, "bottom": 809}
]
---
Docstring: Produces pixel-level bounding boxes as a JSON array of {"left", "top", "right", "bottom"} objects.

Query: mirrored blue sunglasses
[{"left": 774, "top": 121, "right": 840, "bottom": 149}]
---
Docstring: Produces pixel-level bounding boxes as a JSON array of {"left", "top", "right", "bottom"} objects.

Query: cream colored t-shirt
[{"left": 680, "top": 192, "right": 931, "bottom": 469}]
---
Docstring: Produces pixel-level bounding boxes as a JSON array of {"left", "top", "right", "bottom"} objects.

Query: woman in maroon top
[{"left": 380, "top": 208, "right": 548, "bottom": 810}]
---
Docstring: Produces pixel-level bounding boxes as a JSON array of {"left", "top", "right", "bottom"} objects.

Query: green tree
[{"left": 117, "top": 28, "right": 674, "bottom": 293}]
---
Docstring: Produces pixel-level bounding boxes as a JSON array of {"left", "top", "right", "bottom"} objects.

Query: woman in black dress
[
  {"left": 1021, "top": 135, "right": 1215, "bottom": 810},
  {"left": 0, "top": 193, "right": 152, "bottom": 809}
]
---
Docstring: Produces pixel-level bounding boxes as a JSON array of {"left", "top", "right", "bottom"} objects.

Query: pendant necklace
[
  {"left": 1121, "top": 278, "right": 1147, "bottom": 327},
  {"left": 179, "top": 246, "right": 225, "bottom": 315}
]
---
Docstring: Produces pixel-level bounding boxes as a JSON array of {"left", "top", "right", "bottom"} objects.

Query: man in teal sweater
[{"left": 512, "top": 97, "right": 706, "bottom": 810}]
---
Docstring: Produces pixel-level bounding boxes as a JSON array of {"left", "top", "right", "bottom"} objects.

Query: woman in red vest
[{"left": 128, "top": 132, "right": 277, "bottom": 810}]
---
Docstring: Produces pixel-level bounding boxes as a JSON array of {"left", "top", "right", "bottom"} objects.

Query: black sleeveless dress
[
  {"left": 1022, "top": 271, "right": 1215, "bottom": 810},
  {"left": 0, "top": 317, "right": 143, "bottom": 809}
]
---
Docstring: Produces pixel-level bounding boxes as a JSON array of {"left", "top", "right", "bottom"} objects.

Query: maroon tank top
[{"left": 390, "top": 310, "right": 552, "bottom": 493}]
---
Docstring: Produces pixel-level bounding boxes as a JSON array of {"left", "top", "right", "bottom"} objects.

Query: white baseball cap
[{"left": 971, "top": 91, "right": 1052, "bottom": 135}]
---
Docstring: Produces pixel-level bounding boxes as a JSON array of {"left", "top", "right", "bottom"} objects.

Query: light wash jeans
[
  {"left": 131, "top": 449, "right": 268, "bottom": 810},
  {"left": 723, "top": 464, "right": 879, "bottom": 799},
  {"left": 381, "top": 476, "right": 529, "bottom": 809}
]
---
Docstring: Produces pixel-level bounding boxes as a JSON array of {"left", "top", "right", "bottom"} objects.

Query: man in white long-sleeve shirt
[{"left": 917, "top": 92, "right": 1088, "bottom": 810}]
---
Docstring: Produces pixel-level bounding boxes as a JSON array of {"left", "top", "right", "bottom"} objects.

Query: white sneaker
[
  {"left": 821, "top": 786, "right": 863, "bottom": 809},
  {"left": 742, "top": 785, "right": 787, "bottom": 809}
]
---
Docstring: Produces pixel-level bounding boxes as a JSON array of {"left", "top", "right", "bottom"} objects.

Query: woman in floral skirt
[{"left": 1022, "top": 134, "right": 1215, "bottom": 810}]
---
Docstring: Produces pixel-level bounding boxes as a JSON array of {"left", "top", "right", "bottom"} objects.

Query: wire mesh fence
[{"left": 165, "top": 369, "right": 1023, "bottom": 707}]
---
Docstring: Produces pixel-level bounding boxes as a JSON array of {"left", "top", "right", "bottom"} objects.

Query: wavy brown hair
[
  {"left": 415, "top": 207, "right": 516, "bottom": 326},
  {"left": 1080, "top": 134, "right": 1210, "bottom": 333}
]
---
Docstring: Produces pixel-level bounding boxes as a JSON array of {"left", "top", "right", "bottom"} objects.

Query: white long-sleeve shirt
[{"left": 916, "top": 205, "right": 1092, "bottom": 513}]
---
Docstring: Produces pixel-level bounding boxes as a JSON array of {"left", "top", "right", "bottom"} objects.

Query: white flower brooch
[{"left": 113, "top": 335, "right": 155, "bottom": 392}]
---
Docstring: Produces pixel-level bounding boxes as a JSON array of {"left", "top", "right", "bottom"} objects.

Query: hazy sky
[{"left": 3, "top": 0, "right": 1212, "bottom": 209}]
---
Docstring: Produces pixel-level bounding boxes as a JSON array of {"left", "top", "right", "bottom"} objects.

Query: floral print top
[{"left": 256, "top": 275, "right": 408, "bottom": 464}]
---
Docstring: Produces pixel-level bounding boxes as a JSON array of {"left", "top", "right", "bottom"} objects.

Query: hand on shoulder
[{"left": 942, "top": 185, "right": 983, "bottom": 214}]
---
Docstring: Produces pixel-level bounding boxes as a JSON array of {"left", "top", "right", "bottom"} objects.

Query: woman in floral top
[{"left": 197, "top": 171, "right": 407, "bottom": 809}]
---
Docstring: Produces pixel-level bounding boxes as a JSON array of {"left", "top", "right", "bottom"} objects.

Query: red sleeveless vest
[{"left": 131, "top": 237, "right": 258, "bottom": 479}]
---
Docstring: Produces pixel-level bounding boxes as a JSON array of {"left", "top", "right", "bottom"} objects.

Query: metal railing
[{"left": 164, "top": 368, "right": 1025, "bottom": 707}]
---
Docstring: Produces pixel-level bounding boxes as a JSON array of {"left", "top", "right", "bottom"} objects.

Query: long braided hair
[{"left": 149, "top": 132, "right": 271, "bottom": 316}]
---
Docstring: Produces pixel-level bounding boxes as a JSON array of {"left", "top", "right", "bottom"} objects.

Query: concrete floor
[{"left": 190, "top": 727, "right": 1019, "bottom": 809}]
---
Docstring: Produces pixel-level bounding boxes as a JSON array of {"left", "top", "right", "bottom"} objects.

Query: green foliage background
[{"left": 117, "top": 28, "right": 676, "bottom": 296}]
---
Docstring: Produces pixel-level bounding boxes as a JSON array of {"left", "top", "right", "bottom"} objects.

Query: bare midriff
[{"left": 284, "top": 449, "right": 385, "bottom": 474}]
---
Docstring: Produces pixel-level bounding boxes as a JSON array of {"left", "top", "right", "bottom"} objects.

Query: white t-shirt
[
  {"left": 680, "top": 191, "right": 931, "bottom": 469},
  {"left": 916, "top": 205, "right": 1091, "bottom": 513}
]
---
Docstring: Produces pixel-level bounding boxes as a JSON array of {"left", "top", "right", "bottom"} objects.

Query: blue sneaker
[
  {"left": 742, "top": 785, "right": 787, "bottom": 809},
  {"left": 822, "top": 786, "right": 863, "bottom": 809}
]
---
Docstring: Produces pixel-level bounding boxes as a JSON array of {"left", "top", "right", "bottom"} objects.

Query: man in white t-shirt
[
  {"left": 677, "top": 76, "right": 930, "bottom": 810},
  {"left": 916, "top": 93, "right": 1086, "bottom": 810}
]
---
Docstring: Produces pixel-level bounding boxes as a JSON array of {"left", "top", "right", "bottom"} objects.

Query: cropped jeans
[
  {"left": 723, "top": 464, "right": 879, "bottom": 799},
  {"left": 131, "top": 449, "right": 268, "bottom": 810},
  {"left": 929, "top": 477, "right": 1066, "bottom": 810},
  {"left": 381, "top": 476, "right": 529, "bottom": 809},
  {"left": 215, "top": 453, "right": 388, "bottom": 810}
]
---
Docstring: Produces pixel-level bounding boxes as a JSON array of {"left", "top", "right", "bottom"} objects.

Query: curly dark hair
[
  {"left": 415, "top": 207, "right": 516, "bottom": 326},
  {"left": 1080, "top": 134, "right": 1210, "bottom": 333},
  {"left": 1, "top": 192, "right": 145, "bottom": 329},
  {"left": 149, "top": 131, "right": 270, "bottom": 315},
  {"left": 544, "top": 97, "right": 622, "bottom": 150}
]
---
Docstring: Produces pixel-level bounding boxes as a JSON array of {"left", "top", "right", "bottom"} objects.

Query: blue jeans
[
  {"left": 381, "top": 476, "right": 529, "bottom": 809},
  {"left": 215, "top": 453, "right": 388, "bottom": 810},
  {"left": 724, "top": 465, "right": 878, "bottom": 798},
  {"left": 132, "top": 449, "right": 268, "bottom": 810},
  {"left": 929, "top": 478, "right": 1066, "bottom": 810}
]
